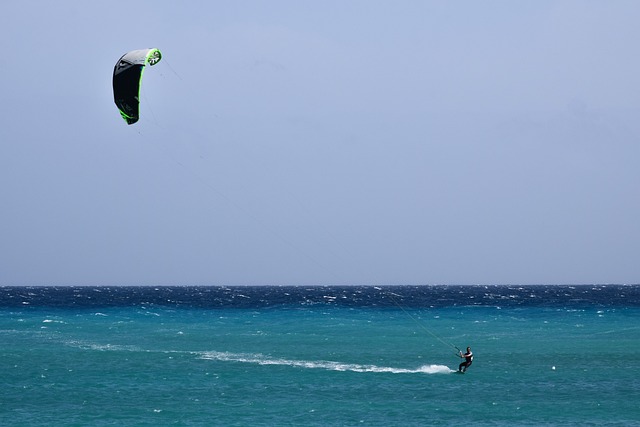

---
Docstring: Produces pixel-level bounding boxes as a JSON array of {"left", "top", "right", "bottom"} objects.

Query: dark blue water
[{"left": 3, "top": 284, "right": 638, "bottom": 308}]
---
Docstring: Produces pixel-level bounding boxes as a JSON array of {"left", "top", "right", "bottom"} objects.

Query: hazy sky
[{"left": 2, "top": 1, "right": 639, "bottom": 286}]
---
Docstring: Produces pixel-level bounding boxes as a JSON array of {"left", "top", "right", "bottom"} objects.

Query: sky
[{"left": 1, "top": 1, "right": 639, "bottom": 286}]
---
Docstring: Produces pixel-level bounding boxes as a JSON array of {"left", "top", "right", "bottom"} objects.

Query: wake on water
[
  {"left": 65, "top": 341, "right": 454, "bottom": 375},
  {"left": 198, "top": 351, "right": 455, "bottom": 375}
]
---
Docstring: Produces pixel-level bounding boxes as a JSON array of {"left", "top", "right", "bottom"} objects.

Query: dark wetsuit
[{"left": 459, "top": 351, "right": 473, "bottom": 372}]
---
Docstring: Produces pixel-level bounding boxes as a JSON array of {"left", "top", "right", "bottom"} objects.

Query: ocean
[{"left": 1, "top": 285, "right": 638, "bottom": 426}]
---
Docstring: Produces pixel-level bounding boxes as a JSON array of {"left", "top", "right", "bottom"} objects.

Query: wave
[{"left": 198, "top": 351, "right": 454, "bottom": 374}]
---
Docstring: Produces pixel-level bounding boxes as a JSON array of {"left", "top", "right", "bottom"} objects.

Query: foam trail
[
  {"left": 68, "top": 342, "right": 455, "bottom": 375},
  {"left": 198, "top": 351, "right": 454, "bottom": 374}
]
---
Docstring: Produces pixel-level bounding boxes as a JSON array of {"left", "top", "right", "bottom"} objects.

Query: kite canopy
[{"left": 112, "top": 48, "right": 162, "bottom": 125}]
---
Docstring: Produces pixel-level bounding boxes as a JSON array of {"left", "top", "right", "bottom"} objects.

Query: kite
[{"left": 112, "top": 48, "right": 162, "bottom": 125}]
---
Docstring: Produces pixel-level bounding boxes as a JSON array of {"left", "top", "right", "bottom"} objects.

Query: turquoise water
[{"left": 1, "top": 286, "right": 639, "bottom": 426}]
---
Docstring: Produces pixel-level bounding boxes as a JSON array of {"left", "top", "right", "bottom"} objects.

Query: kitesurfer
[{"left": 458, "top": 347, "right": 473, "bottom": 372}]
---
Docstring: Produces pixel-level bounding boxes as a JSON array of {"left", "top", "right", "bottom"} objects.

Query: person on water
[{"left": 458, "top": 347, "right": 473, "bottom": 372}]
